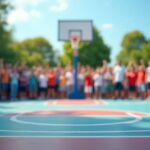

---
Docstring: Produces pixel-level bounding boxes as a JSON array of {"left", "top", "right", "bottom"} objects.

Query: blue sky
[{"left": 8, "top": 0, "right": 150, "bottom": 63}]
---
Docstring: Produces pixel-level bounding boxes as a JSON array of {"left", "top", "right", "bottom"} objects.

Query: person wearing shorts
[
  {"left": 1, "top": 67, "right": 10, "bottom": 100},
  {"left": 84, "top": 71, "right": 93, "bottom": 99},
  {"left": 59, "top": 70, "right": 67, "bottom": 99},
  {"left": 137, "top": 65, "right": 146, "bottom": 99},
  {"left": 146, "top": 61, "right": 150, "bottom": 100},
  {"left": 38, "top": 70, "right": 48, "bottom": 100},
  {"left": 93, "top": 68, "right": 102, "bottom": 99},
  {"left": 10, "top": 68, "right": 19, "bottom": 100},
  {"left": 19, "top": 71, "right": 28, "bottom": 100},
  {"left": 47, "top": 69, "right": 56, "bottom": 99},
  {"left": 29, "top": 69, "right": 38, "bottom": 99},
  {"left": 0, "top": 69, "right": 2, "bottom": 100},
  {"left": 65, "top": 67, "right": 74, "bottom": 97},
  {"left": 113, "top": 61, "right": 125, "bottom": 99},
  {"left": 78, "top": 68, "right": 85, "bottom": 93},
  {"left": 104, "top": 67, "right": 114, "bottom": 99},
  {"left": 54, "top": 68, "right": 61, "bottom": 98},
  {"left": 126, "top": 66, "right": 137, "bottom": 99}
]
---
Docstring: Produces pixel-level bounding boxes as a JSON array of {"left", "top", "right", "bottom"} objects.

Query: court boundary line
[
  {"left": 10, "top": 111, "right": 142, "bottom": 126},
  {"left": 0, "top": 136, "right": 150, "bottom": 138},
  {"left": 1, "top": 129, "right": 150, "bottom": 134}
]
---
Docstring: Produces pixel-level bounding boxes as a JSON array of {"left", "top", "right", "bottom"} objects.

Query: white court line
[
  {"left": 1, "top": 136, "right": 150, "bottom": 138},
  {"left": 10, "top": 111, "right": 142, "bottom": 127},
  {"left": 99, "top": 99, "right": 109, "bottom": 105},
  {"left": 93, "top": 100, "right": 108, "bottom": 105},
  {"left": 1, "top": 129, "right": 150, "bottom": 134},
  {"left": 0, "top": 110, "right": 149, "bottom": 135}
]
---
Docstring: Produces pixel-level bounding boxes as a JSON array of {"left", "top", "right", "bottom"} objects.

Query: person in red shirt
[
  {"left": 136, "top": 65, "right": 146, "bottom": 99},
  {"left": 126, "top": 66, "right": 137, "bottom": 99},
  {"left": 84, "top": 70, "right": 93, "bottom": 99},
  {"left": 47, "top": 69, "right": 56, "bottom": 99}
]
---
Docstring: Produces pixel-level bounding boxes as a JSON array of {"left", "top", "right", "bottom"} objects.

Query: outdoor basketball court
[
  {"left": 0, "top": 99, "right": 150, "bottom": 150},
  {"left": 0, "top": 19, "right": 150, "bottom": 150}
]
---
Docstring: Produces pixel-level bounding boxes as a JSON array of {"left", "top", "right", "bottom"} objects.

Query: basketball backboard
[{"left": 58, "top": 20, "right": 93, "bottom": 42}]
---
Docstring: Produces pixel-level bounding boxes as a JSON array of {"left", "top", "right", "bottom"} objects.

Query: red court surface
[
  {"left": 48, "top": 100, "right": 106, "bottom": 105},
  {"left": 20, "top": 110, "right": 147, "bottom": 116}
]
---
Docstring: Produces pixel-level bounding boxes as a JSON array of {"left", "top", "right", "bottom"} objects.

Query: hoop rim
[
  {"left": 70, "top": 35, "right": 80, "bottom": 49},
  {"left": 70, "top": 35, "right": 81, "bottom": 43}
]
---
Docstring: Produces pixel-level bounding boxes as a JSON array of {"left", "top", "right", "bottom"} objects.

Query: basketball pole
[{"left": 69, "top": 47, "right": 85, "bottom": 99}]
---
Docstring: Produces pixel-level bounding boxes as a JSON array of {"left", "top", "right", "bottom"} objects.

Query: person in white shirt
[
  {"left": 104, "top": 67, "right": 114, "bottom": 99},
  {"left": 113, "top": 61, "right": 125, "bottom": 99},
  {"left": 65, "top": 67, "right": 74, "bottom": 96},
  {"left": 146, "top": 61, "right": 150, "bottom": 100},
  {"left": 38, "top": 70, "right": 48, "bottom": 99},
  {"left": 78, "top": 68, "right": 85, "bottom": 93},
  {"left": 93, "top": 68, "right": 103, "bottom": 99}
]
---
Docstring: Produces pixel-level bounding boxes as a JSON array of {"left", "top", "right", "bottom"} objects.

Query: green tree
[
  {"left": 117, "top": 31, "right": 147, "bottom": 65},
  {"left": 0, "top": 0, "right": 16, "bottom": 63},
  {"left": 142, "top": 40, "right": 150, "bottom": 64},
  {"left": 11, "top": 37, "right": 57, "bottom": 66},
  {"left": 121, "top": 31, "right": 146, "bottom": 51},
  {"left": 60, "top": 27, "right": 111, "bottom": 68}
]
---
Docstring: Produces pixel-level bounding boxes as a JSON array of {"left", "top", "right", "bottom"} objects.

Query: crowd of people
[{"left": 0, "top": 59, "right": 150, "bottom": 101}]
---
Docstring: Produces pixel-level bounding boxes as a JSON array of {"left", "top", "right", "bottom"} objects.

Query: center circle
[{"left": 10, "top": 110, "right": 142, "bottom": 127}]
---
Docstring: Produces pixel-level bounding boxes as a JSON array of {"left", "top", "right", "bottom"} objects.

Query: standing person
[
  {"left": 78, "top": 67, "right": 85, "bottom": 93},
  {"left": 0, "top": 59, "right": 3, "bottom": 99},
  {"left": 59, "top": 70, "right": 67, "bottom": 99},
  {"left": 10, "top": 67, "right": 19, "bottom": 100},
  {"left": 84, "top": 70, "right": 93, "bottom": 99},
  {"left": 0, "top": 70, "right": 2, "bottom": 100},
  {"left": 102, "top": 59, "right": 108, "bottom": 72},
  {"left": 38, "top": 70, "right": 48, "bottom": 100},
  {"left": 113, "top": 61, "right": 125, "bottom": 99},
  {"left": 29, "top": 69, "right": 38, "bottom": 99},
  {"left": 104, "top": 67, "right": 114, "bottom": 99},
  {"left": 93, "top": 68, "right": 102, "bottom": 99},
  {"left": 137, "top": 65, "right": 146, "bottom": 99},
  {"left": 126, "top": 66, "right": 137, "bottom": 99},
  {"left": 23, "top": 66, "right": 31, "bottom": 98},
  {"left": 54, "top": 67, "right": 61, "bottom": 98},
  {"left": 47, "top": 68, "right": 56, "bottom": 99},
  {"left": 1, "top": 65, "right": 10, "bottom": 100},
  {"left": 146, "top": 61, "right": 150, "bottom": 100},
  {"left": 0, "top": 59, "right": 4, "bottom": 100},
  {"left": 65, "top": 67, "right": 74, "bottom": 97},
  {"left": 19, "top": 71, "right": 28, "bottom": 100}
]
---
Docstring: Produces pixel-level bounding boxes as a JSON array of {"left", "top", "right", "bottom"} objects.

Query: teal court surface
[{"left": 0, "top": 99, "right": 150, "bottom": 150}]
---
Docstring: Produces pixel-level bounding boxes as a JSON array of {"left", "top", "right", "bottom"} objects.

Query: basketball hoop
[
  {"left": 70, "top": 35, "right": 80, "bottom": 50},
  {"left": 58, "top": 20, "right": 93, "bottom": 99}
]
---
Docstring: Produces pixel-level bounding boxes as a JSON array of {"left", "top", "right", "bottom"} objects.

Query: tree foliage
[
  {"left": 117, "top": 31, "right": 149, "bottom": 65},
  {"left": 60, "top": 27, "right": 111, "bottom": 68},
  {"left": 11, "top": 37, "right": 57, "bottom": 67},
  {"left": 121, "top": 31, "right": 146, "bottom": 51},
  {"left": 0, "top": 0, "right": 57, "bottom": 67},
  {"left": 0, "top": 0, "right": 14, "bottom": 62}
]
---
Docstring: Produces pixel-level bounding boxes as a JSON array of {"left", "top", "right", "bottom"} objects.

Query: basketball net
[{"left": 70, "top": 35, "right": 80, "bottom": 50}]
